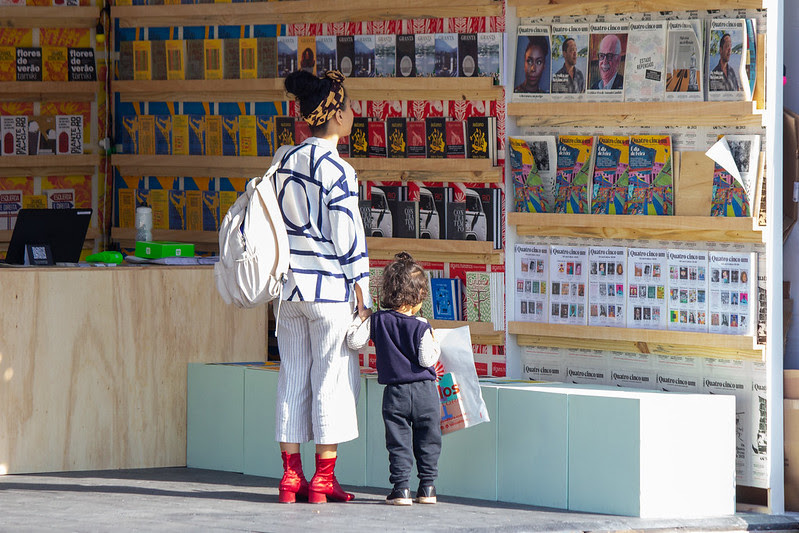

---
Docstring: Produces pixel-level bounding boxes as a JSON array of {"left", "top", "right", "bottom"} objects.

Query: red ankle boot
[
  {"left": 278, "top": 451, "right": 309, "bottom": 503},
  {"left": 308, "top": 454, "right": 354, "bottom": 503}
]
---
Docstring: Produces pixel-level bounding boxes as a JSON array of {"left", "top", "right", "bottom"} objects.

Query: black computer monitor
[{"left": 5, "top": 208, "right": 92, "bottom": 265}]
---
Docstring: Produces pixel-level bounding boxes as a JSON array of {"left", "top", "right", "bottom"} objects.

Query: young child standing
[{"left": 347, "top": 252, "right": 442, "bottom": 506}]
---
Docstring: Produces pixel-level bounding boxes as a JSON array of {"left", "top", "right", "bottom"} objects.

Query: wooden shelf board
[
  {"left": 112, "top": 227, "right": 218, "bottom": 245},
  {"left": 0, "top": 154, "right": 100, "bottom": 177},
  {"left": 428, "top": 319, "right": 505, "bottom": 346},
  {"left": 510, "top": 0, "right": 763, "bottom": 17},
  {"left": 509, "top": 321, "right": 763, "bottom": 361},
  {"left": 507, "top": 212, "right": 764, "bottom": 243},
  {"left": 508, "top": 101, "right": 763, "bottom": 128},
  {"left": 367, "top": 236, "right": 503, "bottom": 264},
  {"left": 114, "top": 77, "right": 502, "bottom": 103},
  {"left": 111, "top": 154, "right": 500, "bottom": 182},
  {"left": 0, "top": 6, "right": 100, "bottom": 28},
  {"left": 0, "top": 81, "right": 98, "bottom": 103},
  {"left": 113, "top": 0, "right": 502, "bottom": 27}
]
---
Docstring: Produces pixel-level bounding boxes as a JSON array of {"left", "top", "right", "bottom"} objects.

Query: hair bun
[
  {"left": 394, "top": 251, "right": 414, "bottom": 263},
  {"left": 284, "top": 70, "right": 322, "bottom": 100}
]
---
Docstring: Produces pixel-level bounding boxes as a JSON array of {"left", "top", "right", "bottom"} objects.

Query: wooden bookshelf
[
  {"left": 429, "top": 319, "right": 505, "bottom": 346},
  {"left": 0, "top": 154, "right": 101, "bottom": 178},
  {"left": 507, "top": 101, "right": 763, "bottom": 128},
  {"left": 366, "top": 236, "right": 502, "bottom": 264},
  {"left": 0, "top": 81, "right": 98, "bottom": 103},
  {"left": 508, "top": 213, "right": 763, "bottom": 243},
  {"left": 508, "top": 321, "right": 764, "bottom": 362},
  {"left": 0, "top": 5, "right": 100, "bottom": 28},
  {"left": 112, "top": 0, "right": 502, "bottom": 27},
  {"left": 114, "top": 77, "right": 502, "bottom": 103},
  {"left": 509, "top": 0, "right": 763, "bottom": 17},
  {"left": 111, "top": 154, "right": 500, "bottom": 183}
]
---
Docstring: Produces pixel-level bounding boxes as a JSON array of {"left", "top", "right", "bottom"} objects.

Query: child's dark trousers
[{"left": 382, "top": 380, "right": 442, "bottom": 488}]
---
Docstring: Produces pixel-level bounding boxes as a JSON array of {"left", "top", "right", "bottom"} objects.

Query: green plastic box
[{"left": 135, "top": 241, "right": 195, "bottom": 259}]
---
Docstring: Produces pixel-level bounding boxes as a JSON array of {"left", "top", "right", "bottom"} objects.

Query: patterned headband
[{"left": 302, "top": 70, "right": 346, "bottom": 127}]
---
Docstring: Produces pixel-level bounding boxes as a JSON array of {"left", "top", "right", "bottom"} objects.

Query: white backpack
[{"left": 214, "top": 145, "right": 292, "bottom": 309}]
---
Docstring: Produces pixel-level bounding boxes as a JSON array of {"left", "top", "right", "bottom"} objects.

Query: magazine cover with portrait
[
  {"left": 587, "top": 24, "right": 628, "bottom": 101},
  {"left": 513, "top": 26, "right": 551, "bottom": 100},
  {"left": 550, "top": 24, "right": 589, "bottom": 99}
]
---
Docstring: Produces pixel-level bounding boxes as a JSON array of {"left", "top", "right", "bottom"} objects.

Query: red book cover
[
  {"left": 406, "top": 119, "right": 426, "bottom": 158},
  {"left": 445, "top": 119, "right": 466, "bottom": 159},
  {"left": 367, "top": 119, "right": 387, "bottom": 158},
  {"left": 294, "top": 120, "right": 311, "bottom": 144}
]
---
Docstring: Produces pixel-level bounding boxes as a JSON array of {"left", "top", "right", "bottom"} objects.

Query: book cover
[
  {"left": 163, "top": 40, "right": 184, "bottom": 80},
  {"left": 587, "top": 246, "right": 627, "bottom": 327},
  {"left": 169, "top": 114, "right": 188, "bottom": 156},
  {"left": 27, "top": 115, "right": 56, "bottom": 155},
  {"left": 548, "top": 245, "right": 588, "bottom": 325},
  {"left": 465, "top": 116, "right": 491, "bottom": 160},
  {"left": 221, "top": 115, "right": 239, "bottom": 156},
  {"left": 374, "top": 34, "right": 396, "bottom": 77},
  {"left": 294, "top": 120, "right": 311, "bottom": 144},
  {"left": 708, "top": 18, "right": 747, "bottom": 101},
  {"left": 625, "top": 134, "right": 673, "bottom": 215},
  {"left": 297, "top": 35, "right": 316, "bottom": 74},
  {"left": 667, "top": 249, "right": 709, "bottom": 333},
  {"left": 392, "top": 199, "right": 419, "bottom": 239},
  {"left": 256, "top": 115, "right": 275, "bottom": 156},
  {"left": 367, "top": 118, "right": 387, "bottom": 158},
  {"left": 514, "top": 243, "right": 548, "bottom": 323},
  {"left": 131, "top": 41, "right": 151, "bottom": 81},
  {"left": 586, "top": 23, "right": 629, "bottom": 101},
  {"left": 349, "top": 116, "right": 368, "bottom": 157},
  {"left": 275, "top": 116, "right": 295, "bottom": 147},
  {"left": 665, "top": 20, "right": 703, "bottom": 101},
  {"left": 204, "top": 39, "right": 223, "bottom": 80},
  {"left": 471, "top": 186, "right": 503, "bottom": 249},
  {"left": 434, "top": 33, "right": 458, "bottom": 77},
  {"left": 745, "top": 19, "right": 757, "bottom": 98},
  {"left": 119, "top": 115, "right": 138, "bottom": 154},
  {"left": 415, "top": 33, "right": 435, "bottom": 77},
  {"left": 550, "top": 23, "right": 589, "bottom": 97},
  {"left": 55, "top": 115, "right": 82, "bottom": 155},
  {"left": 45, "top": 188, "right": 75, "bottom": 209},
  {"left": 477, "top": 32, "right": 502, "bottom": 84},
  {"left": 386, "top": 117, "right": 407, "bottom": 158},
  {"left": 337, "top": 134, "right": 350, "bottom": 157},
  {"left": 396, "top": 34, "right": 416, "bottom": 78},
  {"left": 185, "top": 39, "right": 205, "bottom": 80},
  {"left": 315, "top": 35, "right": 337, "bottom": 76},
  {"left": 256, "top": 36, "right": 276, "bottom": 78},
  {"left": 136, "top": 115, "right": 155, "bottom": 155},
  {"left": 238, "top": 38, "right": 257, "bottom": 79},
  {"left": 116, "top": 188, "right": 135, "bottom": 228},
  {"left": 186, "top": 190, "right": 202, "bottom": 232},
  {"left": 430, "top": 278, "right": 460, "bottom": 321},
  {"left": 204, "top": 115, "right": 223, "bottom": 155},
  {"left": 0, "top": 190, "right": 23, "bottom": 230},
  {"left": 201, "top": 190, "right": 220, "bottom": 232},
  {"left": 168, "top": 189, "right": 187, "bottom": 230},
  {"left": 336, "top": 35, "right": 354, "bottom": 78},
  {"left": 709, "top": 134, "right": 761, "bottom": 217},
  {"left": 277, "top": 35, "right": 297, "bottom": 78},
  {"left": 623, "top": 21, "right": 666, "bottom": 102},
  {"left": 591, "top": 135, "right": 629, "bottom": 215},
  {"left": 188, "top": 115, "right": 205, "bottom": 155},
  {"left": 150, "top": 39, "right": 167, "bottom": 80},
  {"left": 238, "top": 115, "right": 257, "bottom": 157},
  {"left": 150, "top": 189, "right": 169, "bottom": 230},
  {"left": 458, "top": 33, "right": 478, "bottom": 78},
  {"left": 16, "top": 47, "right": 42, "bottom": 82},
  {"left": 555, "top": 135, "right": 594, "bottom": 213},
  {"left": 369, "top": 185, "right": 404, "bottom": 238},
  {"left": 407, "top": 119, "right": 426, "bottom": 158},
  {"left": 0, "top": 46, "right": 16, "bottom": 81},
  {"left": 446, "top": 189, "right": 466, "bottom": 241},
  {"left": 423, "top": 186, "right": 449, "bottom": 239},
  {"left": 42, "top": 46, "right": 67, "bottom": 82},
  {"left": 223, "top": 38, "right": 240, "bottom": 79},
  {"left": 154, "top": 115, "right": 172, "bottom": 155},
  {"left": 465, "top": 271, "right": 492, "bottom": 322},
  {"left": 220, "top": 191, "right": 240, "bottom": 229},
  {"left": 353, "top": 34, "right": 375, "bottom": 77},
  {"left": 513, "top": 25, "right": 551, "bottom": 98},
  {"left": 627, "top": 248, "right": 668, "bottom": 329},
  {"left": 508, "top": 136, "right": 557, "bottom": 213},
  {"left": 358, "top": 198, "right": 372, "bottom": 236},
  {"left": 425, "top": 116, "right": 446, "bottom": 159},
  {"left": 445, "top": 119, "right": 466, "bottom": 159}
]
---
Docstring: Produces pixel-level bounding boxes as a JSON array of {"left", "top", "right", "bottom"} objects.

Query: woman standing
[{"left": 273, "top": 69, "right": 371, "bottom": 504}]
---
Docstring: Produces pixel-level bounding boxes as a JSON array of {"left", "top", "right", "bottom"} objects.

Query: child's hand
[{"left": 358, "top": 306, "right": 373, "bottom": 321}]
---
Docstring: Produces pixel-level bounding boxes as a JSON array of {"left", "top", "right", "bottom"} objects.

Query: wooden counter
[{"left": 0, "top": 266, "right": 267, "bottom": 475}]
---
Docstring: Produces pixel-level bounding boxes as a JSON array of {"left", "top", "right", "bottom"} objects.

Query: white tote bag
[{"left": 435, "top": 326, "right": 490, "bottom": 434}]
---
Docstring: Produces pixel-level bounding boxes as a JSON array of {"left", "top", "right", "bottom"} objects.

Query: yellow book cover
[
  {"left": 137, "top": 115, "right": 156, "bottom": 155},
  {"left": 117, "top": 188, "right": 136, "bottom": 228},
  {"left": 239, "top": 115, "right": 257, "bottom": 157},
  {"left": 186, "top": 190, "right": 202, "bottom": 231},
  {"left": 149, "top": 188, "right": 169, "bottom": 230},
  {"left": 23, "top": 194, "right": 47, "bottom": 209},
  {"left": 42, "top": 46, "right": 67, "bottom": 81},
  {"left": 239, "top": 38, "right": 257, "bottom": 79},
  {"left": 165, "top": 40, "right": 185, "bottom": 80},
  {"left": 297, "top": 35, "right": 316, "bottom": 74},
  {"left": 219, "top": 191, "right": 239, "bottom": 226},
  {"left": 172, "top": 114, "right": 189, "bottom": 155},
  {"left": 204, "top": 115, "right": 223, "bottom": 156},
  {"left": 0, "top": 47, "right": 15, "bottom": 81},
  {"left": 204, "top": 39, "right": 223, "bottom": 80},
  {"left": 132, "top": 40, "right": 152, "bottom": 81}
]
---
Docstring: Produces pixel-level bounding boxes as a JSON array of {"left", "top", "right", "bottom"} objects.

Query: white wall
[{"left": 784, "top": 3, "right": 799, "bottom": 369}]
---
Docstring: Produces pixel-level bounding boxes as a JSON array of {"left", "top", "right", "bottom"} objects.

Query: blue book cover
[
  {"left": 222, "top": 115, "right": 239, "bottom": 156},
  {"left": 431, "top": 278, "right": 460, "bottom": 321},
  {"left": 188, "top": 115, "right": 205, "bottom": 155},
  {"left": 119, "top": 115, "right": 137, "bottom": 154},
  {"left": 168, "top": 189, "right": 187, "bottom": 230},
  {"left": 202, "top": 190, "right": 220, "bottom": 232},
  {"left": 154, "top": 115, "right": 171, "bottom": 155},
  {"left": 256, "top": 115, "right": 274, "bottom": 156}
]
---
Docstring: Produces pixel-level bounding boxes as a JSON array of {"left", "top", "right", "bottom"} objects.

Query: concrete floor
[{"left": 1, "top": 468, "right": 799, "bottom": 532}]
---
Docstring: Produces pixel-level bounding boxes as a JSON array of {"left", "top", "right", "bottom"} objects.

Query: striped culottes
[{"left": 274, "top": 300, "right": 361, "bottom": 445}]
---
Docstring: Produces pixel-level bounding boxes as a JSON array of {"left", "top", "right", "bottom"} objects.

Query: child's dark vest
[{"left": 370, "top": 310, "right": 436, "bottom": 385}]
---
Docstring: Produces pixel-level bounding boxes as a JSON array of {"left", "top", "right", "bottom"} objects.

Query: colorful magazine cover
[
  {"left": 590, "top": 135, "right": 629, "bottom": 215},
  {"left": 625, "top": 135, "right": 674, "bottom": 215},
  {"left": 508, "top": 136, "right": 556, "bottom": 213},
  {"left": 555, "top": 135, "right": 593, "bottom": 213}
]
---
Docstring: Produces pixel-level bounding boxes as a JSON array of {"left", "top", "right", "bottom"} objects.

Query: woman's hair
[
  {"left": 284, "top": 70, "right": 345, "bottom": 134},
  {"left": 380, "top": 252, "right": 429, "bottom": 310}
]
